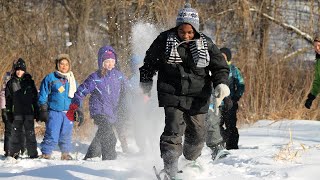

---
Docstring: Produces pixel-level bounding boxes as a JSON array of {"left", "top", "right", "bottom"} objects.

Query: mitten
[
  {"left": 139, "top": 82, "right": 152, "bottom": 97},
  {"left": 74, "top": 109, "right": 84, "bottom": 126},
  {"left": 305, "top": 93, "right": 316, "bottom": 109},
  {"left": 66, "top": 103, "right": 78, "bottom": 121},
  {"left": 39, "top": 105, "right": 48, "bottom": 122},
  {"left": 223, "top": 96, "right": 233, "bottom": 111},
  {"left": 213, "top": 84, "right": 230, "bottom": 115}
]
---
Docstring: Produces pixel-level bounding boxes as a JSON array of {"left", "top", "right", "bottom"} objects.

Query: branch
[
  {"left": 59, "top": 0, "right": 78, "bottom": 23},
  {"left": 281, "top": 47, "right": 309, "bottom": 62},
  {"left": 215, "top": 6, "right": 314, "bottom": 44},
  {"left": 249, "top": 7, "right": 313, "bottom": 44}
]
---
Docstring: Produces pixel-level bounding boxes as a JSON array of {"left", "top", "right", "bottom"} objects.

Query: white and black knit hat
[{"left": 176, "top": 1, "right": 200, "bottom": 32}]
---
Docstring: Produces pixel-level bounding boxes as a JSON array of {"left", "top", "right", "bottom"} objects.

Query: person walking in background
[
  {"left": 5, "top": 58, "right": 39, "bottom": 159},
  {"left": 305, "top": 36, "right": 320, "bottom": 109},
  {"left": 139, "top": 2, "right": 230, "bottom": 179},
  {"left": 38, "top": 54, "right": 77, "bottom": 160},
  {"left": 219, "top": 47, "right": 245, "bottom": 150},
  {"left": 1, "top": 71, "right": 13, "bottom": 157},
  {"left": 67, "top": 45, "right": 129, "bottom": 160}
]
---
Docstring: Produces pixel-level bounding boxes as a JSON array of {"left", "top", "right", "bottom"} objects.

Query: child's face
[
  {"left": 314, "top": 41, "right": 320, "bottom": 54},
  {"left": 58, "top": 59, "right": 70, "bottom": 73},
  {"left": 177, "top": 24, "right": 195, "bottom": 41},
  {"left": 15, "top": 69, "right": 25, "bottom": 78},
  {"left": 103, "top": 59, "right": 115, "bottom": 71}
]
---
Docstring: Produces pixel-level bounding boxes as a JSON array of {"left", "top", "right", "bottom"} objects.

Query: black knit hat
[
  {"left": 220, "top": 47, "right": 232, "bottom": 61},
  {"left": 14, "top": 58, "right": 26, "bottom": 71}
]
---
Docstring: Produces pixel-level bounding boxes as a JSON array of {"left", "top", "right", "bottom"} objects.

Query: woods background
[{"left": 1, "top": 0, "right": 320, "bottom": 137}]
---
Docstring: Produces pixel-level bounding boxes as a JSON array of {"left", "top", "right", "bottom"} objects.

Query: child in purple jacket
[{"left": 67, "top": 45, "right": 129, "bottom": 160}]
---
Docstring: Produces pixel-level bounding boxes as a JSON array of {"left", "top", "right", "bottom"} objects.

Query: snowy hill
[{"left": 0, "top": 119, "right": 320, "bottom": 180}]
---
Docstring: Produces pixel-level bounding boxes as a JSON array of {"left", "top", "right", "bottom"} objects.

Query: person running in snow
[
  {"left": 305, "top": 36, "right": 320, "bottom": 109},
  {"left": 67, "top": 45, "right": 130, "bottom": 160},
  {"left": 38, "top": 54, "right": 77, "bottom": 160},
  {"left": 5, "top": 58, "right": 39, "bottom": 159},
  {"left": 219, "top": 47, "right": 245, "bottom": 150},
  {"left": 139, "top": 2, "right": 230, "bottom": 179}
]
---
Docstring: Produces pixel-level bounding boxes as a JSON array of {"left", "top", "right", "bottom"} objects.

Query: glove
[
  {"left": 305, "top": 93, "right": 316, "bottom": 109},
  {"left": 232, "top": 96, "right": 240, "bottom": 102},
  {"left": 1, "top": 108, "right": 7, "bottom": 123},
  {"left": 223, "top": 96, "right": 233, "bottom": 111},
  {"left": 39, "top": 105, "right": 48, "bottom": 122},
  {"left": 139, "top": 82, "right": 152, "bottom": 97},
  {"left": 213, "top": 84, "right": 230, "bottom": 115},
  {"left": 66, "top": 103, "right": 79, "bottom": 121},
  {"left": 74, "top": 109, "right": 84, "bottom": 126}
]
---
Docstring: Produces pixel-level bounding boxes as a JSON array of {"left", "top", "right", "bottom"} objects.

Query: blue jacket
[
  {"left": 39, "top": 72, "right": 75, "bottom": 111},
  {"left": 228, "top": 64, "right": 245, "bottom": 101}
]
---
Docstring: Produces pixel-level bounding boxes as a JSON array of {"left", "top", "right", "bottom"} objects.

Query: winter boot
[
  {"left": 61, "top": 153, "right": 73, "bottom": 160},
  {"left": 210, "top": 142, "right": 227, "bottom": 160},
  {"left": 164, "top": 159, "right": 179, "bottom": 179},
  {"left": 40, "top": 154, "right": 51, "bottom": 159}
]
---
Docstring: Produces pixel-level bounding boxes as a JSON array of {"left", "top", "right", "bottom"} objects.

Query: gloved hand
[
  {"left": 139, "top": 82, "right": 152, "bottom": 97},
  {"left": 74, "top": 109, "right": 84, "bottom": 126},
  {"left": 39, "top": 105, "right": 48, "bottom": 122},
  {"left": 232, "top": 96, "right": 241, "bottom": 102},
  {"left": 213, "top": 84, "right": 230, "bottom": 115},
  {"left": 305, "top": 93, "right": 316, "bottom": 109},
  {"left": 66, "top": 103, "right": 79, "bottom": 121},
  {"left": 1, "top": 108, "right": 7, "bottom": 123},
  {"left": 223, "top": 96, "right": 233, "bottom": 111}
]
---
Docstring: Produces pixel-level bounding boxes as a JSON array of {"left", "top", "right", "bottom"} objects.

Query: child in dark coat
[{"left": 5, "top": 58, "right": 39, "bottom": 159}]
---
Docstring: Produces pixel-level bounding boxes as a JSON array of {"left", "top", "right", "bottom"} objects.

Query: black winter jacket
[
  {"left": 5, "top": 73, "right": 39, "bottom": 116},
  {"left": 139, "top": 28, "right": 229, "bottom": 114}
]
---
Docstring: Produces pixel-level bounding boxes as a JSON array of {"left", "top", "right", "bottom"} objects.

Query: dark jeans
[
  {"left": 160, "top": 107, "right": 206, "bottom": 164},
  {"left": 84, "top": 116, "right": 117, "bottom": 160},
  {"left": 10, "top": 115, "right": 37, "bottom": 157},
  {"left": 220, "top": 101, "right": 239, "bottom": 149}
]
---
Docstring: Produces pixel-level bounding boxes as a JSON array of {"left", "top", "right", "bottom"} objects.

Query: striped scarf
[{"left": 165, "top": 32, "right": 210, "bottom": 67}]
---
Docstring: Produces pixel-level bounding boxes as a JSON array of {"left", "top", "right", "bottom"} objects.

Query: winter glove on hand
[
  {"left": 74, "top": 109, "right": 84, "bottom": 127},
  {"left": 139, "top": 82, "right": 152, "bottom": 97},
  {"left": 305, "top": 93, "right": 316, "bottom": 109},
  {"left": 66, "top": 103, "right": 78, "bottom": 121},
  {"left": 214, "top": 84, "right": 230, "bottom": 115},
  {"left": 1, "top": 108, "right": 7, "bottom": 123},
  {"left": 223, "top": 96, "right": 233, "bottom": 111},
  {"left": 232, "top": 96, "right": 241, "bottom": 102},
  {"left": 39, "top": 105, "right": 48, "bottom": 122}
]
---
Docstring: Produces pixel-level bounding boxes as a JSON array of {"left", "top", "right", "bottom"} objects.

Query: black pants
[
  {"left": 10, "top": 115, "right": 37, "bottom": 157},
  {"left": 84, "top": 116, "right": 117, "bottom": 160},
  {"left": 220, "top": 101, "right": 239, "bottom": 150},
  {"left": 160, "top": 107, "right": 206, "bottom": 164},
  {"left": 4, "top": 119, "right": 26, "bottom": 156}
]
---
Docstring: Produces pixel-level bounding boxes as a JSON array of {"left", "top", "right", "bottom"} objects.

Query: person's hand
[
  {"left": 143, "top": 94, "right": 150, "bottom": 103},
  {"left": 305, "top": 93, "right": 316, "bottom": 109},
  {"left": 223, "top": 96, "right": 233, "bottom": 111},
  {"left": 39, "top": 105, "right": 48, "bottom": 122},
  {"left": 1, "top": 108, "right": 7, "bottom": 123},
  {"left": 74, "top": 109, "right": 84, "bottom": 126},
  {"left": 66, "top": 103, "right": 78, "bottom": 121},
  {"left": 214, "top": 84, "right": 230, "bottom": 115}
]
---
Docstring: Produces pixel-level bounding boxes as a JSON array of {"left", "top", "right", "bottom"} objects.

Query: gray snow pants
[
  {"left": 205, "top": 109, "right": 224, "bottom": 147},
  {"left": 160, "top": 107, "right": 206, "bottom": 164}
]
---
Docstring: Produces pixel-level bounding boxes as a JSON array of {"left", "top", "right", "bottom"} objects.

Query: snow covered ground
[{"left": 0, "top": 119, "right": 319, "bottom": 180}]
